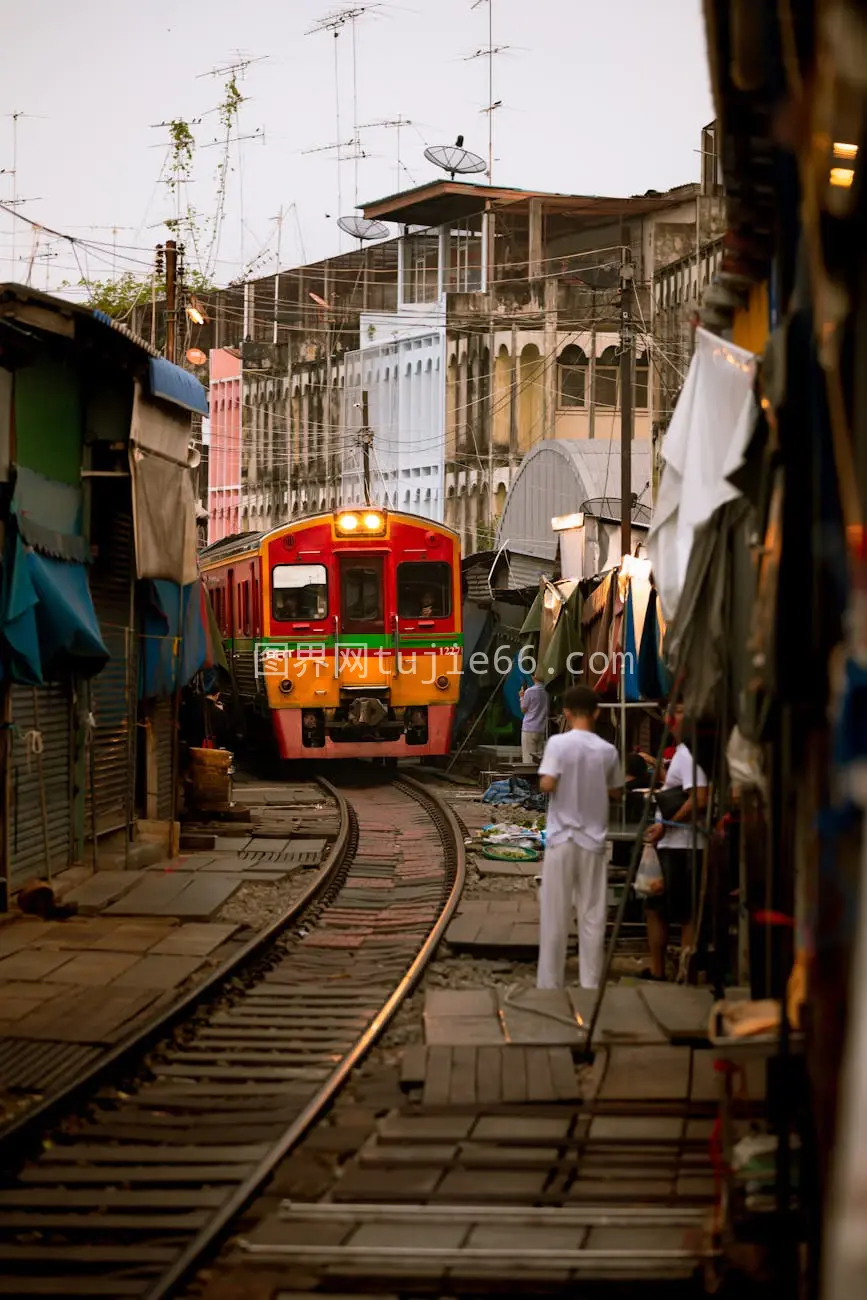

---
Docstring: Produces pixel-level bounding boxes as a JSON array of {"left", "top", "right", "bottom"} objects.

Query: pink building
[{"left": 207, "top": 348, "right": 242, "bottom": 544}]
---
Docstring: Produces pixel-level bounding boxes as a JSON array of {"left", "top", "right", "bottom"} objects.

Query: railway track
[{"left": 0, "top": 774, "right": 465, "bottom": 1299}]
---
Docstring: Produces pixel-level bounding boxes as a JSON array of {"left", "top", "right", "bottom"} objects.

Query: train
[{"left": 199, "top": 508, "right": 463, "bottom": 761}]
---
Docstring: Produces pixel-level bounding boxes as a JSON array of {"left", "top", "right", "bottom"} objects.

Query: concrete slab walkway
[{"left": 0, "top": 791, "right": 334, "bottom": 1137}]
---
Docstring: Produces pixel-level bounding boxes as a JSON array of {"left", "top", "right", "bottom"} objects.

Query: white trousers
[
  {"left": 537, "top": 839, "right": 608, "bottom": 989},
  {"left": 522, "top": 730, "right": 546, "bottom": 765}
]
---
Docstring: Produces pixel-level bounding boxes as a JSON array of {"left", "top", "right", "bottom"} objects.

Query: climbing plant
[{"left": 73, "top": 267, "right": 216, "bottom": 320}]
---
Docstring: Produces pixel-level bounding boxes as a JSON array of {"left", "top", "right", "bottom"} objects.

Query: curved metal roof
[{"left": 496, "top": 439, "right": 652, "bottom": 561}]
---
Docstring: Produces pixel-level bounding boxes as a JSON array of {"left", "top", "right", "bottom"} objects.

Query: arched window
[
  {"left": 558, "top": 345, "right": 586, "bottom": 408},
  {"left": 596, "top": 346, "right": 619, "bottom": 409}
]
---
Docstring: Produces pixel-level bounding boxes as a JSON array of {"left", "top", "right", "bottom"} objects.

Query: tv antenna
[
  {"left": 4, "top": 111, "right": 46, "bottom": 274},
  {"left": 360, "top": 116, "right": 417, "bottom": 189},
  {"left": 424, "top": 137, "right": 486, "bottom": 181},
  {"left": 306, "top": 6, "right": 383, "bottom": 247},
  {"left": 466, "top": 0, "right": 512, "bottom": 182}
]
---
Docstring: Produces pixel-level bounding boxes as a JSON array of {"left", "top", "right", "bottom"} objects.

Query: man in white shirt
[
  {"left": 536, "top": 685, "right": 622, "bottom": 989},
  {"left": 642, "top": 702, "right": 708, "bottom": 980}
]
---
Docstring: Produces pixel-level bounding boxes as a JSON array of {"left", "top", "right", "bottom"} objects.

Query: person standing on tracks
[
  {"left": 536, "top": 685, "right": 622, "bottom": 989},
  {"left": 520, "top": 673, "right": 549, "bottom": 765}
]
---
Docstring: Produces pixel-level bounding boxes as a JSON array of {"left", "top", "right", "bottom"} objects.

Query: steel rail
[
  {"left": 144, "top": 774, "right": 466, "bottom": 1300},
  {"left": 0, "top": 778, "right": 350, "bottom": 1170}
]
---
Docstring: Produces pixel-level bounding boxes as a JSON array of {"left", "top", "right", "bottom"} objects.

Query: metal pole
[
  {"left": 361, "top": 390, "right": 371, "bottom": 503},
  {"left": 588, "top": 315, "right": 597, "bottom": 441},
  {"left": 620, "top": 265, "right": 634, "bottom": 558},
  {"left": 273, "top": 207, "right": 283, "bottom": 346}
]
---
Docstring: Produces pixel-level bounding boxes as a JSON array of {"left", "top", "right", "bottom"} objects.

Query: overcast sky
[{"left": 1, "top": 0, "right": 714, "bottom": 296}]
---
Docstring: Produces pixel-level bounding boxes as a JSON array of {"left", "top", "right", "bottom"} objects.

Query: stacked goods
[{"left": 188, "top": 747, "right": 233, "bottom": 810}]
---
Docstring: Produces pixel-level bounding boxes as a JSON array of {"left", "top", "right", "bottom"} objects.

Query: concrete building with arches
[{"left": 204, "top": 124, "right": 725, "bottom": 553}]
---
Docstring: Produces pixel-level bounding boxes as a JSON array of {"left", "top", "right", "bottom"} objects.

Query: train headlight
[
  {"left": 435, "top": 675, "right": 449, "bottom": 691},
  {"left": 363, "top": 511, "right": 383, "bottom": 531},
  {"left": 279, "top": 679, "right": 293, "bottom": 695},
  {"left": 336, "top": 512, "right": 359, "bottom": 533}
]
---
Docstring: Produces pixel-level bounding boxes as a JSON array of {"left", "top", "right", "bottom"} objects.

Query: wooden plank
[
  {"left": 77, "top": 1123, "right": 289, "bottom": 1145},
  {"left": 21, "top": 1164, "right": 253, "bottom": 1184},
  {"left": 153, "top": 1064, "right": 328, "bottom": 1082},
  {"left": 526, "top": 1048, "right": 556, "bottom": 1102},
  {"left": 476, "top": 1046, "right": 502, "bottom": 1104},
  {"left": 0, "top": 1210, "right": 209, "bottom": 1231},
  {"left": 400, "top": 1045, "right": 428, "bottom": 1090},
  {"left": 549, "top": 1048, "right": 580, "bottom": 1101},
  {"left": 42, "top": 1143, "right": 269, "bottom": 1165},
  {"left": 0, "top": 1188, "right": 228, "bottom": 1209},
  {"left": 449, "top": 1046, "right": 477, "bottom": 1106},
  {"left": 422, "top": 1046, "right": 452, "bottom": 1106},
  {"left": 0, "top": 1245, "right": 176, "bottom": 1263},
  {"left": 0, "top": 1281, "right": 148, "bottom": 1296},
  {"left": 500, "top": 1047, "right": 527, "bottom": 1103}
]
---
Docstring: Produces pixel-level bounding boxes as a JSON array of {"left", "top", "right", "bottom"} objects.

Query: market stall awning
[
  {"left": 148, "top": 357, "right": 208, "bottom": 416},
  {"left": 0, "top": 533, "right": 108, "bottom": 683}
]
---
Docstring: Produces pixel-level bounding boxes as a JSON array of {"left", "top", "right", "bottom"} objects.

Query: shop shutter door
[
  {"left": 152, "top": 697, "right": 175, "bottom": 821},
  {"left": 8, "top": 683, "right": 73, "bottom": 889},
  {"left": 86, "top": 508, "right": 135, "bottom": 839}
]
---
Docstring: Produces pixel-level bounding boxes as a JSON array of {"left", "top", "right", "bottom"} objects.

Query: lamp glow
[
  {"left": 363, "top": 512, "right": 383, "bottom": 530},
  {"left": 337, "top": 513, "right": 359, "bottom": 532}
]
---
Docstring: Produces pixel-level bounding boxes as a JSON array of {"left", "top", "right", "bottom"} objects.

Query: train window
[
  {"left": 272, "top": 564, "right": 328, "bottom": 621},
  {"left": 397, "top": 561, "right": 451, "bottom": 618}
]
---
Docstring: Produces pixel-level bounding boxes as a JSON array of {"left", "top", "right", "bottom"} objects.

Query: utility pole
[
  {"left": 588, "top": 304, "right": 597, "bottom": 441},
  {"left": 152, "top": 244, "right": 164, "bottom": 347},
  {"left": 619, "top": 260, "right": 635, "bottom": 558},
  {"left": 272, "top": 205, "right": 284, "bottom": 345},
  {"left": 164, "top": 238, "right": 178, "bottom": 363},
  {"left": 360, "top": 390, "right": 373, "bottom": 502}
]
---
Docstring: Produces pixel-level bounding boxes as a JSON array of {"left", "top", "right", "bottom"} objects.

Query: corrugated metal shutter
[
  {"left": 152, "top": 698, "right": 175, "bottom": 821},
  {"left": 8, "top": 683, "right": 72, "bottom": 889},
  {"left": 86, "top": 507, "right": 135, "bottom": 839}
]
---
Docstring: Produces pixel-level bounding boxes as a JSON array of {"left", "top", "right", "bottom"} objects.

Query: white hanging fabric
[{"left": 648, "top": 327, "right": 757, "bottom": 623}]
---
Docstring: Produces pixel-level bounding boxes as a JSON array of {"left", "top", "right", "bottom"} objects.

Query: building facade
[
  {"left": 207, "top": 347, "right": 242, "bottom": 543},
  {"left": 201, "top": 126, "right": 727, "bottom": 554}
]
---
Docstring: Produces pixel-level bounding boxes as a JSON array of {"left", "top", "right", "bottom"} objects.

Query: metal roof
[
  {"left": 496, "top": 439, "right": 653, "bottom": 562},
  {"left": 360, "top": 180, "right": 697, "bottom": 230},
  {"left": 0, "top": 285, "right": 207, "bottom": 416}
]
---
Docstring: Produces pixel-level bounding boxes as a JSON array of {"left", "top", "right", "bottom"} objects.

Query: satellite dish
[
  {"left": 424, "top": 143, "right": 486, "bottom": 180},
  {"left": 337, "top": 216, "right": 390, "bottom": 241},
  {"left": 186, "top": 347, "right": 207, "bottom": 366},
  {"left": 188, "top": 445, "right": 202, "bottom": 469}
]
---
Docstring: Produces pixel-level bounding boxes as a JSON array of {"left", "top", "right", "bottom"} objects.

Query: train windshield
[
  {"left": 272, "top": 564, "right": 328, "bottom": 620},
  {"left": 397, "top": 561, "right": 451, "bottom": 618},
  {"left": 339, "top": 556, "right": 384, "bottom": 632}
]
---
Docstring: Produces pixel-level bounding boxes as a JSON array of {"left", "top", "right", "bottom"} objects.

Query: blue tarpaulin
[
  {"left": 0, "top": 533, "right": 109, "bottom": 683},
  {"left": 139, "top": 578, "right": 210, "bottom": 699},
  {"left": 148, "top": 357, "right": 208, "bottom": 416}
]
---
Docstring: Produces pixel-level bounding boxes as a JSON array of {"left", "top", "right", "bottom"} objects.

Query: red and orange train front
[{"left": 201, "top": 509, "right": 462, "bottom": 760}]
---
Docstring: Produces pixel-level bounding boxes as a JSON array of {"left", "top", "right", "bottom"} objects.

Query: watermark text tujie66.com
[{"left": 254, "top": 642, "right": 633, "bottom": 686}]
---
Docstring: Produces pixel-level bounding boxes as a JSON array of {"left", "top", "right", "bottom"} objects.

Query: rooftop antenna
[
  {"left": 4, "top": 111, "right": 46, "bottom": 276},
  {"left": 75, "top": 225, "right": 136, "bottom": 277},
  {"left": 306, "top": 6, "right": 383, "bottom": 248},
  {"left": 195, "top": 54, "right": 265, "bottom": 276},
  {"left": 467, "top": 0, "right": 510, "bottom": 182},
  {"left": 360, "top": 116, "right": 416, "bottom": 190},
  {"left": 424, "top": 136, "right": 486, "bottom": 181}
]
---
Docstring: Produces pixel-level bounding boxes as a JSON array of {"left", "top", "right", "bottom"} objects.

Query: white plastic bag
[{"left": 634, "top": 844, "right": 665, "bottom": 898}]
